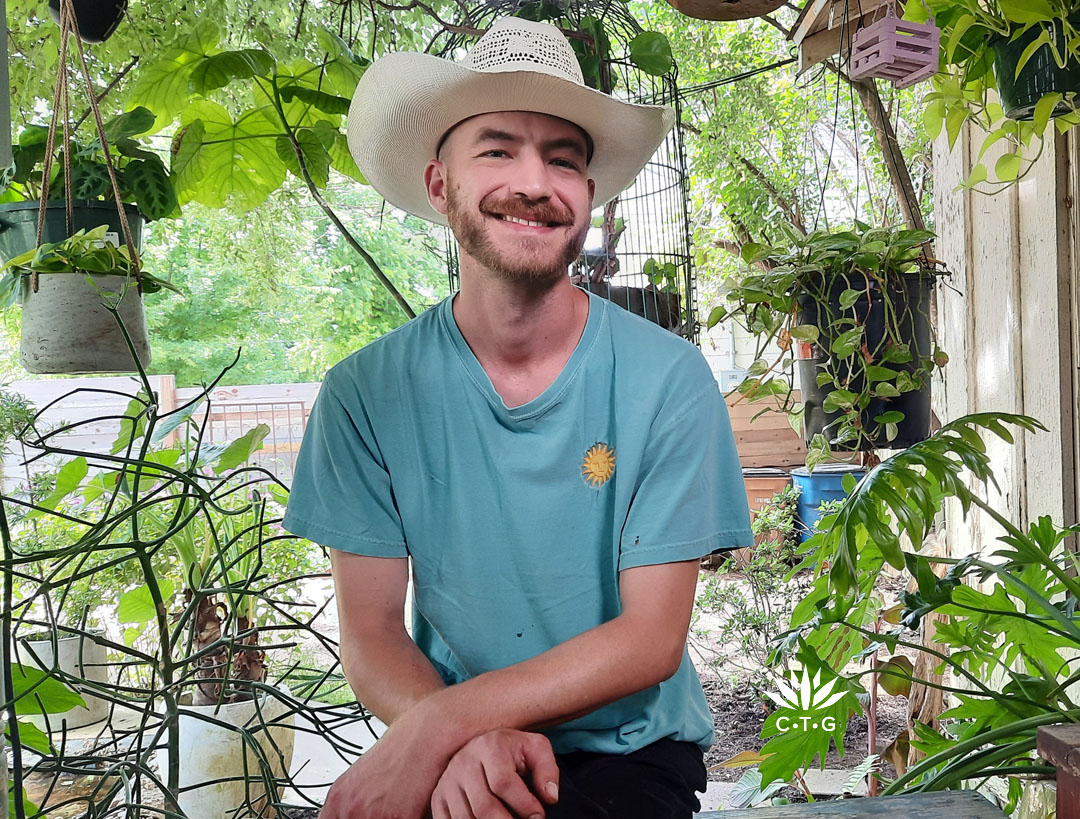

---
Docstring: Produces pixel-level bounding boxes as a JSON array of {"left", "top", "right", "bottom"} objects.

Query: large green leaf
[
  {"left": 117, "top": 579, "right": 174, "bottom": 624},
  {"left": 629, "top": 31, "right": 674, "bottom": 76},
  {"left": 126, "top": 20, "right": 222, "bottom": 129},
  {"left": 328, "top": 131, "right": 367, "bottom": 184},
  {"left": 213, "top": 423, "right": 270, "bottom": 473},
  {"left": 257, "top": 59, "right": 339, "bottom": 130},
  {"left": 279, "top": 85, "right": 351, "bottom": 116},
  {"left": 31, "top": 456, "right": 88, "bottom": 515},
  {"left": 999, "top": 0, "right": 1056, "bottom": 24},
  {"left": 68, "top": 161, "right": 112, "bottom": 200},
  {"left": 123, "top": 155, "right": 179, "bottom": 221},
  {"left": 189, "top": 49, "right": 276, "bottom": 95},
  {"left": 172, "top": 101, "right": 287, "bottom": 211},
  {"left": 9, "top": 663, "right": 87, "bottom": 715}
]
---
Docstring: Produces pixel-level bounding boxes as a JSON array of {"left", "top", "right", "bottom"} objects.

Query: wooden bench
[
  {"left": 1038, "top": 724, "right": 1080, "bottom": 819},
  {"left": 695, "top": 789, "right": 1006, "bottom": 818}
]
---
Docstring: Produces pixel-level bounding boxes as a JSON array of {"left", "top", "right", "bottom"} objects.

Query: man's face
[{"left": 426, "top": 111, "right": 596, "bottom": 286}]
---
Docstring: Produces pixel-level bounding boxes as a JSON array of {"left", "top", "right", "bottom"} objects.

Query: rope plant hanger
[
  {"left": 35, "top": 0, "right": 143, "bottom": 297},
  {"left": 13, "top": 0, "right": 154, "bottom": 374}
]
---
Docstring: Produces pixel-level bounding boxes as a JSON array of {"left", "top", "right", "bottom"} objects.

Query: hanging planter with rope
[
  {"left": 7, "top": 0, "right": 154, "bottom": 374},
  {"left": 664, "top": 0, "right": 788, "bottom": 22},
  {"left": 850, "top": 2, "right": 940, "bottom": 90}
]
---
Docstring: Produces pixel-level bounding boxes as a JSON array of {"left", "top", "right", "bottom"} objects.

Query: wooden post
[{"left": 1037, "top": 724, "right": 1080, "bottom": 819}]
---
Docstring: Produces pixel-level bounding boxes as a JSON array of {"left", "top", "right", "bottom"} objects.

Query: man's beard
[{"left": 445, "top": 181, "right": 589, "bottom": 286}]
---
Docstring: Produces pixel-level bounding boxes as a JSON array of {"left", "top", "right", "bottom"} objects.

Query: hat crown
[{"left": 464, "top": 18, "right": 584, "bottom": 85}]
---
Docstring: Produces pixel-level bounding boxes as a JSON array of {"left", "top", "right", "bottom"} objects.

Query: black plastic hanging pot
[
  {"left": 992, "top": 18, "right": 1080, "bottom": 121},
  {"left": 48, "top": 0, "right": 128, "bottom": 44},
  {"left": 796, "top": 272, "right": 934, "bottom": 451},
  {"left": 0, "top": 200, "right": 143, "bottom": 262}
]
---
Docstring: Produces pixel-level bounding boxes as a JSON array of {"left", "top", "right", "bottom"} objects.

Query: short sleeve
[
  {"left": 619, "top": 382, "right": 753, "bottom": 570},
  {"left": 282, "top": 374, "right": 408, "bottom": 556}
]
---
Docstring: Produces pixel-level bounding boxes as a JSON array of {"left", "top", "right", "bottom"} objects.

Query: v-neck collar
[{"left": 441, "top": 288, "right": 605, "bottom": 423}]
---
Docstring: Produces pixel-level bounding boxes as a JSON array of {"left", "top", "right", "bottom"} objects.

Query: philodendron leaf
[
  {"left": 789, "top": 325, "right": 819, "bottom": 343},
  {"left": 628, "top": 31, "right": 673, "bottom": 76},
  {"left": 279, "top": 85, "right": 351, "bottom": 116},
  {"left": 104, "top": 106, "right": 157, "bottom": 142},
  {"left": 212, "top": 423, "right": 270, "bottom": 473},
  {"left": 9, "top": 663, "right": 86, "bottom": 715},
  {"left": 117, "top": 580, "right": 174, "bottom": 624},
  {"left": 8, "top": 718, "right": 52, "bottom": 755},
  {"left": 1033, "top": 92, "right": 1064, "bottom": 134},
  {"left": 995, "top": 152, "right": 1022, "bottom": 182},
  {"left": 999, "top": 0, "right": 1055, "bottom": 24},
  {"left": 830, "top": 327, "right": 863, "bottom": 357},
  {"left": 124, "top": 155, "right": 178, "bottom": 221},
  {"left": 189, "top": 49, "right": 275, "bottom": 95},
  {"left": 878, "top": 655, "right": 915, "bottom": 697}
]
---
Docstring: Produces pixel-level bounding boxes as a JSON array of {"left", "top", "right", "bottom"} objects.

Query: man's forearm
[{"left": 341, "top": 625, "right": 446, "bottom": 725}]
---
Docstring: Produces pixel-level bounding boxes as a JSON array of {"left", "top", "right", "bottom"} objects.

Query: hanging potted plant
[
  {"left": 913, "top": 0, "right": 1080, "bottom": 188},
  {"left": 0, "top": 225, "right": 178, "bottom": 372},
  {"left": 709, "top": 222, "right": 948, "bottom": 464},
  {"left": 0, "top": 106, "right": 178, "bottom": 264}
]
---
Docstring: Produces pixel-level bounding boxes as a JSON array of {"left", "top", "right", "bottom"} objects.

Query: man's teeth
[{"left": 500, "top": 215, "right": 549, "bottom": 228}]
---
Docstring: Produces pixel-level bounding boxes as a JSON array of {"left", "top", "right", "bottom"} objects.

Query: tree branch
[{"left": 737, "top": 154, "right": 806, "bottom": 235}]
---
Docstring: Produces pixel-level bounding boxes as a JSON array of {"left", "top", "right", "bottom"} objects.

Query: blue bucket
[{"left": 791, "top": 464, "right": 865, "bottom": 541}]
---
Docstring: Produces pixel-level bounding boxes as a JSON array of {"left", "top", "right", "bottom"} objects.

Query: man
[{"left": 283, "top": 17, "right": 752, "bottom": 819}]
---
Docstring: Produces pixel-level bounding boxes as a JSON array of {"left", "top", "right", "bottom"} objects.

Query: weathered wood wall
[{"left": 933, "top": 127, "right": 1077, "bottom": 552}]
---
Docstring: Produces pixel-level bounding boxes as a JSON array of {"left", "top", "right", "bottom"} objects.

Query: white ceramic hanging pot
[
  {"left": 155, "top": 686, "right": 296, "bottom": 818},
  {"left": 19, "top": 272, "right": 152, "bottom": 374}
]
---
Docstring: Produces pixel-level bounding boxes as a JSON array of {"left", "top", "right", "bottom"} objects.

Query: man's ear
[
  {"left": 587, "top": 177, "right": 596, "bottom": 208},
  {"left": 425, "top": 160, "right": 449, "bottom": 216}
]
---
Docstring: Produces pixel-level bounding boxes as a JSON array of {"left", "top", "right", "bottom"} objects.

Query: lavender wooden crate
[{"left": 850, "top": 16, "right": 940, "bottom": 89}]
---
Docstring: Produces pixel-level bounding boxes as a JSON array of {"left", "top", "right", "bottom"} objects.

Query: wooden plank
[
  {"left": 1037, "top": 724, "right": 1080, "bottom": 819},
  {"left": 697, "top": 788, "right": 1005, "bottom": 817},
  {"left": 1018, "top": 131, "right": 1075, "bottom": 529}
]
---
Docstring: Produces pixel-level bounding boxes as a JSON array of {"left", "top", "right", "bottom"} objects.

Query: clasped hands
[{"left": 320, "top": 726, "right": 561, "bottom": 819}]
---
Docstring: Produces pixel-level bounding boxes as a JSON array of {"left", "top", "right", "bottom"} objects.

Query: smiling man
[{"left": 283, "top": 17, "right": 752, "bottom": 819}]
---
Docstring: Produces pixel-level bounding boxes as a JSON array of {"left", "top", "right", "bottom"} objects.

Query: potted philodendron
[
  {"left": 709, "top": 222, "right": 948, "bottom": 463},
  {"left": 0, "top": 224, "right": 178, "bottom": 372},
  {"left": 911, "top": 0, "right": 1080, "bottom": 188}
]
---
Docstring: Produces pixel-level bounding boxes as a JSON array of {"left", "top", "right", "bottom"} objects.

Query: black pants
[{"left": 547, "top": 739, "right": 706, "bottom": 819}]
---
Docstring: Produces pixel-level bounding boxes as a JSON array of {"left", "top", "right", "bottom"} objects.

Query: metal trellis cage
[{"left": 437, "top": 0, "right": 699, "bottom": 342}]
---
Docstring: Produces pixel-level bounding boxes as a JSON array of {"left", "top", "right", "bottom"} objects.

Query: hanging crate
[{"left": 850, "top": 16, "right": 940, "bottom": 89}]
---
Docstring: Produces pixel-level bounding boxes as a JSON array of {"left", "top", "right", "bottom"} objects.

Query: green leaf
[
  {"left": 838, "top": 288, "right": 861, "bottom": 310},
  {"left": 10, "top": 780, "right": 39, "bottom": 818},
  {"left": 999, "top": 0, "right": 1056, "bottom": 24},
  {"left": 945, "top": 106, "right": 968, "bottom": 148},
  {"left": 1033, "top": 92, "right": 1064, "bottom": 134},
  {"left": 212, "top": 423, "right": 270, "bottom": 473},
  {"left": 9, "top": 663, "right": 86, "bottom": 715},
  {"left": 995, "top": 152, "right": 1022, "bottom": 182},
  {"left": 707, "top": 305, "right": 727, "bottom": 329},
  {"left": 173, "top": 101, "right": 287, "bottom": 211},
  {"left": 275, "top": 126, "right": 334, "bottom": 189},
  {"left": 104, "top": 107, "right": 157, "bottom": 141},
  {"left": 945, "top": 15, "right": 977, "bottom": 64},
  {"left": 152, "top": 398, "right": 205, "bottom": 443},
  {"left": 117, "top": 580, "right": 174, "bottom": 624},
  {"left": 9, "top": 718, "right": 52, "bottom": 755},
  {"left": 279, "top": 85, "right": 351, "bottom": 116},
  {"left": 628, "top": 31, "right": 673, "bottom": 76},
  {"left": 878, "top": 655, "right": 915, "bottom": 697},
  {"left": 873, "top": 382, "right": 902, "bottom": 398},
  {"left": 789, "top": 325, "right": 819, "bottom": 343},
  {"left": 830, "top": 327, "right": 863, "bottom": 358},
  {"left": 123, "top": 156, "right": 178, "bottom": 221},
  {"left": 823, "top": 389, "right": 858, "bottom": 413},
  {"left": 1015, "top": 30, "right": 1053, "bottom": 79},
  {"left": 189, "top": 49, "right": 275, "bottom": 95},
  {"left": 32, "top": 456, "right": 88, "bottom": 514},
  {"left": 69, "top": 161, "right": 111, "bottom": 199},
  {"left": 874, "top": 410, "right": 905, "bottom": 424},
  {"left": 126, "top": 20, "right": 221, "bottom": 128},
  {"left": 111, "top": 395, "right": 149, "bottom": 454},
  {"left": 923, "top": 98, "right": 946, "bottom": 140}
]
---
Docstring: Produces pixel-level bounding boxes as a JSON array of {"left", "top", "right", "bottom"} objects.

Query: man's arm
[{"left": 329, "top": 550, "right": 445, "bottom": 725}]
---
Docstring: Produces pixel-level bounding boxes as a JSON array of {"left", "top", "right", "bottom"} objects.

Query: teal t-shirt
[{"left": 283, "top": 290, "right": 753, "bottom": 754}]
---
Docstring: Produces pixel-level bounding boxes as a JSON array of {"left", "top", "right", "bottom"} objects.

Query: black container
[
  {"left": 796, "top": 273, "right": 934, "bottom": 451},
  {"left": 48, "top": 0, "right": 128, "bottom": 44},
  {"left": 992, "top": 19, "right": 1080, "bottom": 121},
  {"left": 0, "top": 200, "right": 144, "bottom": 263}
]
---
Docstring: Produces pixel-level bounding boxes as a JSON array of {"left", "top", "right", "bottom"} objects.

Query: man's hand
[{"left": 430, "top": 729, "right": 560, "bottom": 819}]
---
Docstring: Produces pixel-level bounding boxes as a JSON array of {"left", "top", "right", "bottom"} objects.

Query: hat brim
[{"left": 346, "top": 52, "right": 676, "bottom": 226}]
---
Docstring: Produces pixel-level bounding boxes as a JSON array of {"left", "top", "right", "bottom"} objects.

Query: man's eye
[
  {"left": 553, "top": 158, "right": 580, "bottom": 169},
  {"left": 484, "top": 150, "right": 508, "bottom": 157}
]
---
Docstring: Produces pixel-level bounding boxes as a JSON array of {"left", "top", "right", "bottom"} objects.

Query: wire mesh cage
[{"left": 435, "top": 0, "right": 698, "bottom": 341}]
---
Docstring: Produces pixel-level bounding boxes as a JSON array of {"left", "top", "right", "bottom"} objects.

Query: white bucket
[
  {"left": 20, "top": 631, "right": 110, "bottom": 729},
  {"left": 154, "top": 687, "right": 296, "bottom": 818},
  {"left": 19, "top": 271, "right": 151, "bottom": 374}
]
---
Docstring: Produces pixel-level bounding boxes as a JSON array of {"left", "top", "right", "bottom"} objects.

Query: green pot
[
  {"left": 992, "top": 20, "right": 1080, "bottom": 121},
  {"left": 0, "top": 200, "right": 144, "bottom": 263}
]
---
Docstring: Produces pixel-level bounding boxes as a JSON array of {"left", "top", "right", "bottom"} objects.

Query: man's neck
[{"left": 452, "top": 262, "right": 588, "bottom": 378}]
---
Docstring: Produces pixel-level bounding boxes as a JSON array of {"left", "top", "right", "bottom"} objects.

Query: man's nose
[{"left": 508, "top": 151, "right": 553, "bottom": 201}]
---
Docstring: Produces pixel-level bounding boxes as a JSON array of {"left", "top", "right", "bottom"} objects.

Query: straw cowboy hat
[{"left": 345, "top": 17, "right": 676, "bottom": 226}]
